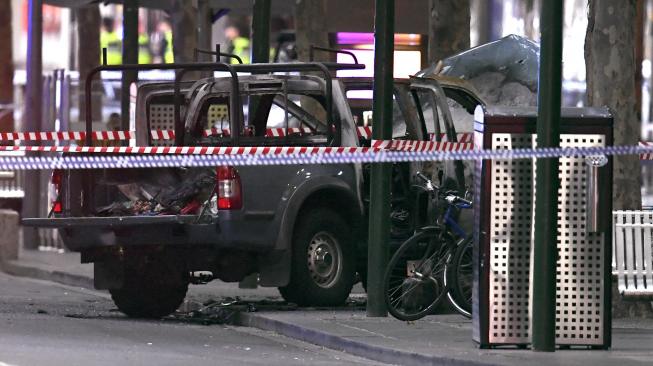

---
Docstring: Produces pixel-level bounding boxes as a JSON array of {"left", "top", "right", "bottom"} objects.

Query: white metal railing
[{"left": 613, "top": 210, "right": 653, "bottom": 299}]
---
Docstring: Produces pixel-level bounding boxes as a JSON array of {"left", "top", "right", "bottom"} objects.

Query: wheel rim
[
  {"left": 307, "top": 231, "right": 343, "bottom": 289},
  {"left": 384, "top": 234, "right": 448, "bottom": 320}
]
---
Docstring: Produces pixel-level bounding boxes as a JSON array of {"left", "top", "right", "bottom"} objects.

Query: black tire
[
  {"left": 279, "top": 208, "right": 356, "bottom": 307},
  {"left": 109, "top": 257, "right": 188, "bottom": 319},
  {"left": 445, "top": 238, "right": 473, "bottom": 318},
  {"left": 383, "top": 230, "right": 449, "bottom": 321}
]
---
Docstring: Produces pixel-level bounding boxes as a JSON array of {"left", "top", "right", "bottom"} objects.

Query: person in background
[
  {"left": 151, "top": 20, "right": 174, "bottom": 63},
  {"left": 225, "top": 25, "right": 250, "bottom": 64},
  {"left": 100, "top": 17, "right": 122, "bottom": 65},
  {"left": 138, "top": 22, "right": 152, "bottom": 64}
]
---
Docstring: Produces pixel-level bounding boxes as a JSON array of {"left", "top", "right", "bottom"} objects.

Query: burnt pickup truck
[{"left": 24, "top": 61, "right": 482, "bottom": 318}]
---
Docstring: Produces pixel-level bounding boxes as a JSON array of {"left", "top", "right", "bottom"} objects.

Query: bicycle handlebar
[
  {"left": 415, "top": 172, "right": 472, "bottom": 207},
  {"left": 446, "top": 195, "right": 472, "bottom": 206}
]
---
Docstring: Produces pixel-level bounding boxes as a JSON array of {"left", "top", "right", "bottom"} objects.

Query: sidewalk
[
  {"left": 238, "top": 311, "right": 653, "bottom": 366},
  {"left": 3, "top": 250, "right": 653, "bottom": 366}
]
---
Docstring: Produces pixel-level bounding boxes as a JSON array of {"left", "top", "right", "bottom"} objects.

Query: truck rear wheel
[
  {"left": 109, "top": 257, "right": 188, "bottom": 319},
  {"left": 279, "top": 208, "right": 356, "bottom": 306}
]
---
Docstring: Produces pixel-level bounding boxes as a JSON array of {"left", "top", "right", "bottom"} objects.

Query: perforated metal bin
[{"left": 472, "top": 106, "right": 613, "bottom": 349}]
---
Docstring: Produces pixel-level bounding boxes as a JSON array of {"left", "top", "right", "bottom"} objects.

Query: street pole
[
  {"left": 531, "top": 0, "right": 563, "bottom": 352},
  {"left": 22, "top": 0, "right": 42, "bottom": 250},
  {"left": 366, "top": 0, "right": 394, "bottom": 317},
  {"left": 251, "top": 0, "right": 271, "bottom": 64},
  {"left": 121, "top": 0, "right": 138, "bottom": 131}
]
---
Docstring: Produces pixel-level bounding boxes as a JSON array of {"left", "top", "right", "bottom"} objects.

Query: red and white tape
[
  {"left": 371, "top": 140, "right": 474, "bottom": 152},
  {"left": 0, "top": 145, "right": 378, "bottom": 155},
  {"left": 640, "top": 141, "right": 653, "bottom": 160},
  {"left": 0, "top": 131, "right": 133, "bottom": 141},
  {"left": 0, "top": 140, "right": 473, "bottom": 155},
  {"left": 0, "top": 128, "right": 474, "bottom": 142}
]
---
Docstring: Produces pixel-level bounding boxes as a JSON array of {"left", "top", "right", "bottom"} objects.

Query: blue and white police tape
[{"left": 0, "top": 144, "right": 651, "bottom": 170}]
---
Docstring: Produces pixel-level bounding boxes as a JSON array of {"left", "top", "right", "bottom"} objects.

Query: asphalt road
[{"left": 0, "top": 272, "right": 381, "bottom": 366}]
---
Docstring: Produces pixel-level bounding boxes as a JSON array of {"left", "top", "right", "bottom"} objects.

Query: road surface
[{"left": 0, "top": 272, "right": 381, "bottom": 366}]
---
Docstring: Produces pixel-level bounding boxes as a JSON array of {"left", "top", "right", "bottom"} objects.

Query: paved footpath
[{"left": 3, "top": 250, "right": 653, "bottom": 366}]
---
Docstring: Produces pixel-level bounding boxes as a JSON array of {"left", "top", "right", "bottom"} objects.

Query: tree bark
[
  {"left": 428, "top": 0, "right": 470, "bottom": 63},
  {"left": 295, "top": 0, "right": 329, "bottom": 63},
  {"left": 0, "top": 0, "right": 14, "bottom": 133},
  {"left": 585, "top": 0, "right": 642, "bottom": 210},
  {"left": 523, "top": 0, "right": 540, "bottom": 41},
  {"left": 170, "top": 0, "right": 198, "bottom": 64},
  {"left": 295, "top": 0, "right": 328, "bottom": 121},
  {"left": 636, "top": 0, "right": 645, "bottom": 119},
  {"left": 586, "top": 0, "right": 652, "bottom": 318},
  {"left": 76, "top": 5, "right": 101, "bottom": 123}
]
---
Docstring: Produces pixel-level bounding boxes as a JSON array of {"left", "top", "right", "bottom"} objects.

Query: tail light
[
  {"left": 50, "top": 169, "right": 63, "bottom": 214},
  {"left": 215, "top": 166, "right": 242, "bottom": 210}
]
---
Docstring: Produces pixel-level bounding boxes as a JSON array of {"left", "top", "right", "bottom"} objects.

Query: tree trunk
[
  {"left": 428, "top": 0, "right": 470, "bottom": 64},
  {"left": 636, "top": 0, "right": 645, "bottom": 119},
  {"left": 586, "top": 0, "right": 642, "bottom": 210},
  {"left": 76, "top": 5, "right": 101, "bottom": 124},
  {"left": 471, "top": 0, "right": 491, "bottom": 46},
  {"left": 171, "top": 0, "right": 198, "bottom": 64},
  {"left": 295, "top": 0, "right": 329, "bottom": 63},
  {"left": 295, "top": 0, "right": 328, "bottom": 121},
  {"left": 0, "top": 0, "right": 13, "bottom": 133},
  {"left": 523, "top": 0, "right": 540, "bottom": 41},
  {"left": 586, "top": 0, "right": 652, "bottom": 318}
]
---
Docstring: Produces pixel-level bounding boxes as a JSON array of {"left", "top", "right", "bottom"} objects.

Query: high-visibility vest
[
  {"left": 138, "top": 34, "right": 151, "bottom": 64},
  {"left": 100, "top": 31, "right": 122, "bottom": 65},
  {"left": 164, "top": 31, "right": 174, "bottom": 63},
  {"left": 232, "top": 37, "right": 250, "bottom": 64}
]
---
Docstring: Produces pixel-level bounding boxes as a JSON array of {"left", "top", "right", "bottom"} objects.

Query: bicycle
[{"left": 383, "top": 172, "right": 473, "bottom": 321}]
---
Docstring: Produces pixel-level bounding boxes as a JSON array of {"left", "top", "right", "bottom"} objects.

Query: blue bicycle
[{"left": 383, "top": 172, "right": 473, "bottom": 321}]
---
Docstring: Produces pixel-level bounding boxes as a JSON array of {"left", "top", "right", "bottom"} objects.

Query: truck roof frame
[{"left": 84, "top": 61, "right": 365, "bottom": 146}]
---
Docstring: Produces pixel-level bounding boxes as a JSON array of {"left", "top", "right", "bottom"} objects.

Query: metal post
[
  {"left": 366, "top": 0, "right": 394, "bottom": 317},
  {"left": 531, "top": 0, "right": 563, "bottom": 352},
  {"left": 121, "top": 0, "right": 138, "bottom": 131},
  {"left": 22, "top": 0, "right": 43, "bottom": 250},
  {"left": 251, "top": 0, "right": 271, "bottom": 64}
]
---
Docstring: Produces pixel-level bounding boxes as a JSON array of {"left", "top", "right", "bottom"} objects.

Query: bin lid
[{"left": 474, "top": 105, "right": 613, "bottom": 131}]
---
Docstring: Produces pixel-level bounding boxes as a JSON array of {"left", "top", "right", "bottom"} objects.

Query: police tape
[
  {"left": 0, "top": 145, "right": 379, "bottom": 155},
  {"left": 0, "top": 141, "right": 473, "bottom": 154},
  {"left": 0, "top": 129, "right": 474, "bottom": 142},
  {"left": 0, "top": 144, "right": 651, "bottom": 170}
]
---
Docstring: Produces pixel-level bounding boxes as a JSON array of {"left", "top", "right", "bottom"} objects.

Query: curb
[
  {"left": 235, "top": 312, "right": 497, "bottom": 366},
  {"left": 0, "top": 260, "right": 95, "bottom": 289}
]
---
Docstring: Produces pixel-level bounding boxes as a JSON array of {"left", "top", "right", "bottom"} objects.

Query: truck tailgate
[
  {"left": 21, "top": 215, "right": 226, "bottom": 251},
  {"left": 22, "top": 215, "right": 202, "bottom": 228}
]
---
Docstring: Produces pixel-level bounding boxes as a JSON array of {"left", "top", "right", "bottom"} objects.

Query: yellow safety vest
[
  {"left": 232, "top": 37, "right": 250, "bottom": 64},
  {"left": 138, "top": 34, "right": 151, "bottom": 64},
  {"left": 164, "top": 31, "right": 174, "bottom": 63},
  {"left": 100, "top": 31, "right": 122, "bottom": 65}
]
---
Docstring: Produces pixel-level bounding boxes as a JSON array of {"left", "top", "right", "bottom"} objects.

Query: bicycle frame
[{"left": 443, "top": 202, "right": 471, "bottom": 238}]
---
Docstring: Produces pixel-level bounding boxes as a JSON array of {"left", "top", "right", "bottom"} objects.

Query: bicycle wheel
[
  {"left": 445, "top": 238, "right": 473, "bottom": 318},
  {"left": 383, "top": 230, "right": 449, "bottom": 321}
]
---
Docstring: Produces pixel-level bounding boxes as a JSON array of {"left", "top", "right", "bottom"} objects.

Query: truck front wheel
[
  {"left": 109, "top": 257, "right": 188, "bottom": 319},
  {"left": 279, "top": 208, "right": 356, "bottom": 306}
]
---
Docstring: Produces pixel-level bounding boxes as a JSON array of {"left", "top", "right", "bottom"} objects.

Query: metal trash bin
[{"left": 472, "top": 106, "right": 613, "bottom": 349}]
